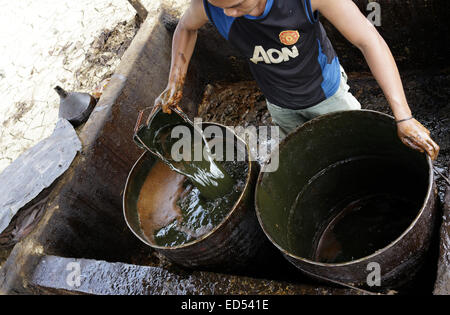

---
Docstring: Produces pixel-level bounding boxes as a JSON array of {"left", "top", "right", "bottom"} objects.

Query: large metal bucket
[
  {"left": 124, "top": 119, "right": 264, "bottom": 271},
  {"left": 255, "top": 110, "right": 437, "bottom": 288}
]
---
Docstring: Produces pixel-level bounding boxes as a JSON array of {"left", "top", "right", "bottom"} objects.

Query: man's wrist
[{"left": 395, "top": 116, "right": 414, "bottom": 124}]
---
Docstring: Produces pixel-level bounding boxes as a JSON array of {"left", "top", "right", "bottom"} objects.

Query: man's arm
[
  {"left": 153, "top": 0, "right": 209, "bottom": 114},
  {"left": 312, "top": 0, "right": 439, "bottom": 160}
]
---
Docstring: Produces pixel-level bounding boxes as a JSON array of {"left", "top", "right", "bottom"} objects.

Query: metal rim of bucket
[
  {"left": 254, "top": 109, "right": 434, "bottom": 268},
  {"left": 123, "top": 120, "right": 254, "bottom": 250}
]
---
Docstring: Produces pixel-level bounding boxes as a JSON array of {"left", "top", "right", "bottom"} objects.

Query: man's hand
[
  {"left": 397, "top": 118, "right": 439, "bottom": 161},
  {"left": 152, "top": 80, "right": 184, "bottom": 115},
  {"left": 151, "top": 0, "right": 208, "bottom": 116}
]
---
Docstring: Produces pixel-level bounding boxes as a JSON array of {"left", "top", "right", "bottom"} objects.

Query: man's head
[{"left": 207, "top": 0, "right": 265, "bottom": 18}]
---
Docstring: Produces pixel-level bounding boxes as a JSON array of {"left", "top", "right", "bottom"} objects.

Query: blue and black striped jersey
[{"left": 203, "top": 0, "right": 341, "bottom": 109}]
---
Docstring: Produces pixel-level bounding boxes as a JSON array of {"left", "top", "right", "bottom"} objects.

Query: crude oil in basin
[
  {"left": 255, "top": 110, "right": 437, "bottom": 288},
  {"left": 124, "top": 109, "right": 264, "bottom": 271}
]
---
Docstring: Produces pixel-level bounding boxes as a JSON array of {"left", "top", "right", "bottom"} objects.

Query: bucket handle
[
  {"left": 133, "top": 105, "right": 192, "bottom": 151},
  {"left": 134, "top": 110, "right": 145, "bottom": 134},
  {"left": 133, "top": 107, "right": 155, "bottom": 149}
]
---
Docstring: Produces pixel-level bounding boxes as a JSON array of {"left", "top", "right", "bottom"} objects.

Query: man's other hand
[{"left": 397, "top": 118, "right": 439, "bottom": 161}]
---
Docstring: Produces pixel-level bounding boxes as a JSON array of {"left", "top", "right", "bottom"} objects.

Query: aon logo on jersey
[{"left": 250, "top": 45, "right": 299, "bottom": 64}]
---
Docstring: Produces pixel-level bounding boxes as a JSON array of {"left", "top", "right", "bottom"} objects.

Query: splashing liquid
[
  {"left": 135, "top": 109, "right": 247, "bottom": 247},
  {"left": 135, "top": 109, "right": 235, "bottom": 200},
  {"left": 149, "top": 122, "right": 235, "bottom": 200}
]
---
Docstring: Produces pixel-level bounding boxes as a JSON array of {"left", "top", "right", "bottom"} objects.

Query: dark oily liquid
[
  {"left": 313, "top": 194, "right": 418, "bottom": 263},
  {"left": 137, "top": 161, "right": 185, "bottom": 244},
  {"left": 147, "top": 123, "right": 235, "bottom": 200},
  {"left": 154, "top": 160, "right": 248, "bottom": 247},
  {"left": 137, "top": 160, "right": 248, "bottom": 247}
]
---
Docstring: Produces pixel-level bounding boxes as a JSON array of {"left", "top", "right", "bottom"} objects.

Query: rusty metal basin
[
  {"left": 124, "top": 121, "right": 265, "bottom": 271},
  {"left": 255, "top": 110, "right": 437, "bottom": 289}
]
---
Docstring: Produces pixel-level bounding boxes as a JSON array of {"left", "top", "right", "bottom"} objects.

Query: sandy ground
[{"left": 0, "top": 0, "right": 178, "bottom": 174}]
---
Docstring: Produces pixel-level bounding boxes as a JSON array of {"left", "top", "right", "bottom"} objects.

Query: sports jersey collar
[{"left": 244, "top": 0, "right": 273, "bottom": 20}]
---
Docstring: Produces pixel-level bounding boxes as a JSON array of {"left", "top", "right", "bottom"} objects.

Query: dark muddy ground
[{"left": 198, "top": 81, "right": 270, "bottom": 128}]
